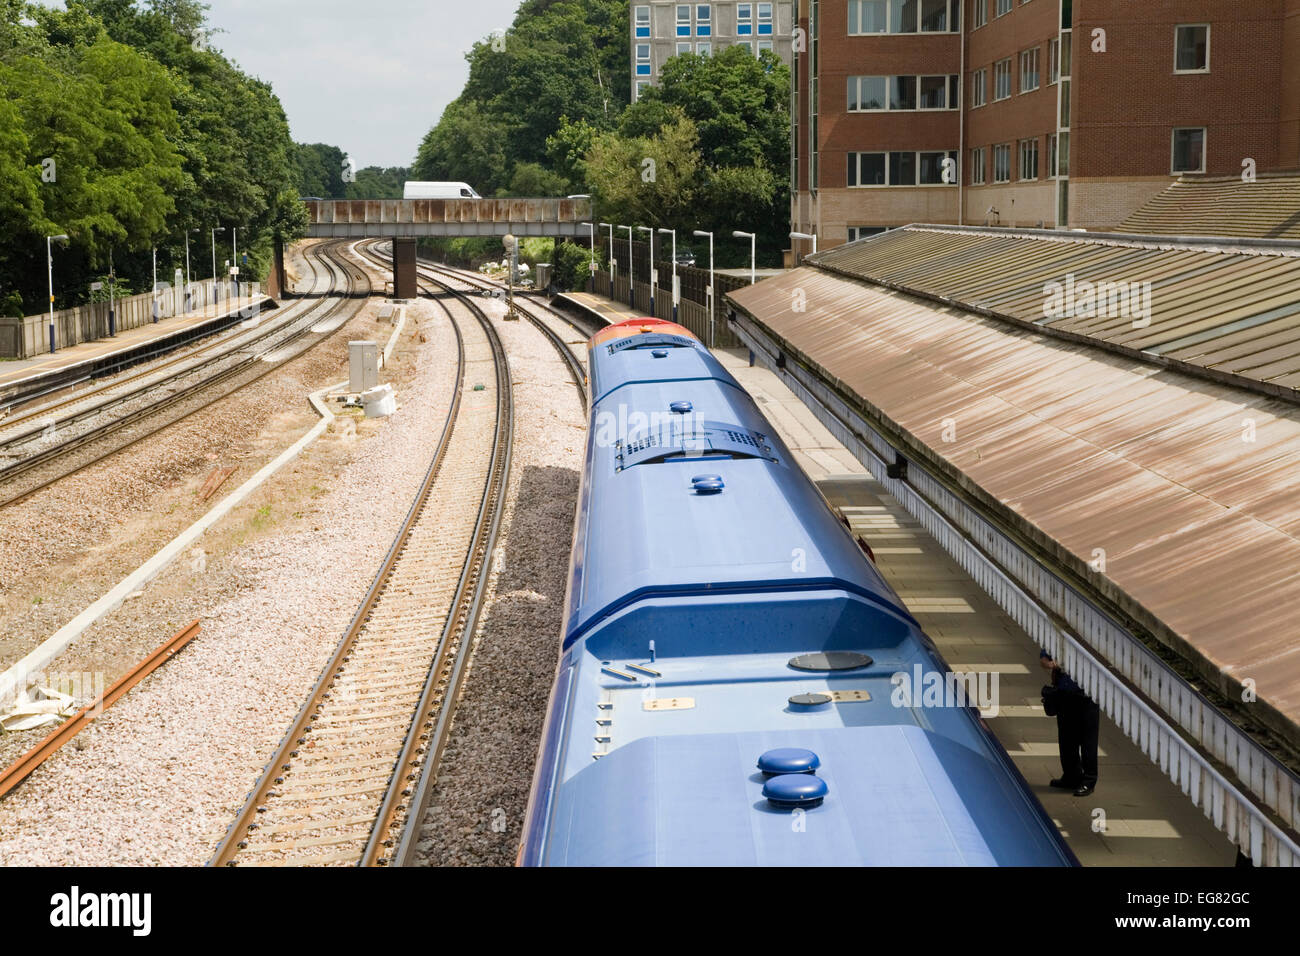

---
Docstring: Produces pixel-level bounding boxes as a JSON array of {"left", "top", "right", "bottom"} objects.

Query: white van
[{"left": 403, "top": 181, "right": 482, "bottom": 199}]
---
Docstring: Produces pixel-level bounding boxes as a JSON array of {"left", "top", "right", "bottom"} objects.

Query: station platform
[
  {"left": 562, "top": 285, "right": 1237, "bottom": 865},
  {"left": 0, "top": 293, "right": 271, "bottom": 406}
]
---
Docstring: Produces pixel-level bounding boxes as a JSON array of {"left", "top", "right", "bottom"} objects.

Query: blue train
[{"left": 520, "top": 318, "right": 1074, "bottom": 866}]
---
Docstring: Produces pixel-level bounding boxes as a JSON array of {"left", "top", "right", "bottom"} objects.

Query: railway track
[
  {"left": 210, "top": 271, "right": 514, "bottom": 867},
  {"left": 0, "top": 240, "right": 373, "bottom": 509}
]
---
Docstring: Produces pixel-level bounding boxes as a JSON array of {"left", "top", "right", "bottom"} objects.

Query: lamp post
[
  {"left": 46, "top": 233, "right": 69, "bottom": 354},
  {"left": 617, "top": 225, "right": 633, "bottom": 310},
  {"left": 790, "top": 230, "right": 818, "bottom": 262},
  {"left": 231, "top": 227, "right": 238, "bottom": 299},
  {"left": 185, "top": 229, "right": 198, "bottom": 312},
  {"left": 152, "top": 246, "right": 159, "bottom": 323},
  {"left": 637, "top": 226, "right": 656, "bottom": 317},
  {"left": 693, "top": 229, "right": 715, "bottom": 348},
  {"left": 599, "top": 222, "right": 615, "bottom": 299},
  {"left": 584, "top": 222, "right": 596, "bottom": 288},
  {"left": 211, "top": 226, "right": 226, "bottom": 316},
  {"left": 658, "top": 227, "right": 678, "bottom": 325},
  {"left": 733, "top": 230, "right": 756, "bottom": 285}
]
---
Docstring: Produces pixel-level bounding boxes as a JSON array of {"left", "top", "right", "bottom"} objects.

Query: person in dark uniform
[{"left": 1040, "top": 650, "right": 1100, "bottom": 796}]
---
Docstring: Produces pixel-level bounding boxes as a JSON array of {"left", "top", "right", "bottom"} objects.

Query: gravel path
[
  {"left": 0, "top": 287, "right": 460, "bottom": 864},
  {"left": 410, "top": 295, "right": 586, "bottom": 866}
]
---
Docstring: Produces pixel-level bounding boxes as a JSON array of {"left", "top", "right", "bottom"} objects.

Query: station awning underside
[
  {"left": 805, "top": 225, "right": 1300, "bottom": 402},
  {"left": 727, "top": 264, "right": 1300, "bottom": 736}
]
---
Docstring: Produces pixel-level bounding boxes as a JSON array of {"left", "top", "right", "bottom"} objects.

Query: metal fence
[
  {"left": 0, "top": 279, "right": 260, "bottom": 359},
  {"left": 733, "top": 312, "right": 1300, "bottom": 867},
  {"left": 590, "top": 268, "right": 742, "bottom": 348}
]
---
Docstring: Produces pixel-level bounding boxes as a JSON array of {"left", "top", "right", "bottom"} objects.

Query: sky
[{"left": 35, "top": 0, "right": 523, "bottom": 168}]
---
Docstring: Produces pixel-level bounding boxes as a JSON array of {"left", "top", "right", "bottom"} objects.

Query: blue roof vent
[
  {"left": 670, "top": 400, "right": 693, "bottom": 414},
  {"left": 651, "top": 349, "right": 669, "bottom": 358},
  {"left": 758, "top": 747, "right": 820, "bottom": 776},
  {"left": 691, "top": 475, "right": 724, "bottom": 494},
  {"left": 763, "top": 773, "right": 828, "bottom": 810}
]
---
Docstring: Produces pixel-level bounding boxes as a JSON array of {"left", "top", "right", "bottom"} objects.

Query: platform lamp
[
  {"left": 658, "top": 227, "right": 678, "bottom": 325},
  {"left": 692, "top": 229, "right": 715, "bottom": 348},
  {"left": 46, "top": 233, "right": 69, "bottom": 354},
  {"left": 583, "top": 222, "right": 596, "bottom": 288},
  {"left": 790, "top": 230, "right": 818, "bottom": 262},
  {"left": 637, "top": 226, "right": 656, "bottom": 317},
  {"left": 211, "top": 226, "right": 226, "bottom": 317},
  {"left": 617, "top": 225, "right": 634, "bottom": 309},
  {"left": 599, "top": 222, "right": 615, "bottom": 299},
  {"left": 151, "top": 246, "right": 159, "bottom": 323},
  {"left": 185, "top": 228, "right": 199, "bottom": 312},
  {"left": 733, "top": 230, "right": 757, "bottom": 285}
]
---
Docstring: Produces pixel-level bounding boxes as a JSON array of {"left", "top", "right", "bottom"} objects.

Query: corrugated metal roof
[
  {"left": 806, "top": 225, "right": 1300, "bottom": 402},
  {"left": 727, "top": 266, "right": 1300, "bottom": 735},
  {"left": 1121, "top": 175, "right": 1300, "bottom": 241}
]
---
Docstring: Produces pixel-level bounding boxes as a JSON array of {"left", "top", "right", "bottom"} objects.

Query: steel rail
[
  {"left": 362, "top": 271, "right": 514, "bottom": 866},
  {"left": 207, "top": 285, "right": 476, "bottom": 867},
  {"left": 0, "top": 241, "right": 373, "bottom": 510},
  {"left": 0, "top": 621, "right": 201, "bottom": 800}
]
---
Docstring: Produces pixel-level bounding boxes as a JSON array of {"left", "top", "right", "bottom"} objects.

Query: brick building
[
  {"left": 791, "top": 0, "right": 1300, "bottom": 250},
  {"left": 632, "top": 1, "right": 797, "bottom": 100}
]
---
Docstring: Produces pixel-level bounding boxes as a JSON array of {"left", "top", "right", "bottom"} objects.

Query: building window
[
  {"left": 758, "top": 39, "right": 774, "bottom": 51},
  {"left": 676, "top": 41, "right": 692, "bottom": 55},
  {"left": 994, "top": 58, "right": 1012, "bottom": 100},
  {"left": 972, "top": 0, "right": 986, "bottom": 29},
  {"left": 635, "top": 5, "right": 650, "bottom": 37},
  {"left": 971, "top": 67, "right": 987, "bottom": 107},
  {"left": 738, "top": 2, "right": 753, "bottom": 34},
  {"left": 971, "top": 146, "right": 986, "bottom": 185},
  {"left": 995, "top": 0, "right": 1011, "bottom": 16},
  {"left": 848, "top": 150, "right": 957, "bottom": 186},
  {"left": 848, "top": 226, "right": 889, "bottom": 241},
  {"left": 919, "top": 150, "right": 957, "bottom": 184},
  {"left": 697, "top": 40, "right": 712, "bottom": 54},
  {"left": 696, "top": 4, "right": 711, "bottom": 36},
  {"left": 636, "top": 44, "right": 651, "bottom": 76},
  {"left": 1172, "top": 127, "right": 1206, "bottom": 173},
  {"left": 993, "top": 143, "right": 1011, "bottom": 182},
  {"left": 848, "top": 0, "right": 888, "bottom": 33},
  {"left": 1175, "top": 24, "right": 1209, "bottom": 73},
  {"left": 1019, "top": 138, "right": 1039, "bottom": 180},
  {"left": 849, "top": 75, "right": 958, "bottom": 111},
  {"left": 849, "top": 0, "right": 958, "bottom": 33},
  {"left": 636, "top": 80, "right": 650, "bottom": 98},
  {"left": 919, "top": 75, "right": 949, "bottom": 109},
  {"left": 1048, "top": 133, "right": 1057, "bottom": 178},
  {"left": 758, "top": 2, "right": 774, "bottom": 34},
  {"left": 1048, "top": 37, "right": 1060, "bottom": 84},
  {"left": 677, "top": 4, "right": 691, "bottom": 35},
  {"left": 1020, "top": 48, "right": 1039, "bottom": 92}
]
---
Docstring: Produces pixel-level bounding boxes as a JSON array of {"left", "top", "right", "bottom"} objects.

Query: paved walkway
[
  {"left": 564, "top": 287, "right": 1236, "bottom": 865},
  {"left": 0, "top": 294, "right": 265, "bottom": 392}
]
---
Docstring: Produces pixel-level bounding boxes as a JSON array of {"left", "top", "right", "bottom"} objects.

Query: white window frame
[
  {"left": 993, "top": 143, "right": 1011, "bottom": 183},
  {"left": 993, "top": 57, "right": 1012, "bottom": 100},
  {"left": 971, "top": 67, "right": 987, "bottom": 108},
  {"left": 972, "top": 0, "right": 987, "bottom": 30},
  {"left": 848, "top": 0, "right": 959, "bottom": 35},
  {"left": 1019, "top": 137, "right": 1039, "bottom": 181},
  {"left": 634, "top": 5, "right": 650, "bottom": 37},
  {"left": 970, "top": 146, "right": 986, "bottom": 185},
  {"left": 757, "top": 38, "right": 774, "bottom": 51},
  {"left": 1174, "top": 23, "right": 1210, "bottom": 74},
  {"left": 697, "top": 40, "right": 712, "bottom": 55},
  {"left": 737, "top": 2, "right": 753, "bottom": 35},
  {"left": 676, "top": 4, "right": 691, "bottom": 35},
  {"left": 676, "top": 41, "right": 693, "bottom": 55},
  {"left": 1048, "top": 37, "right": 1060, "bottom": 84},
  {"left": 758, "top": 2, "right": 774, "bottom": 33},
  {"left": 848, "top": 150, "right": 957, "bottom": 187},
  {"left": 1171, "top": 127, "right": 1207, "bottom": 174},
  {"left": 995, "top": 0, "right": 1012, "bottom": 16},
  {"left": 1019, "top": 47, "right": 1039, "bottom": 92}
]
